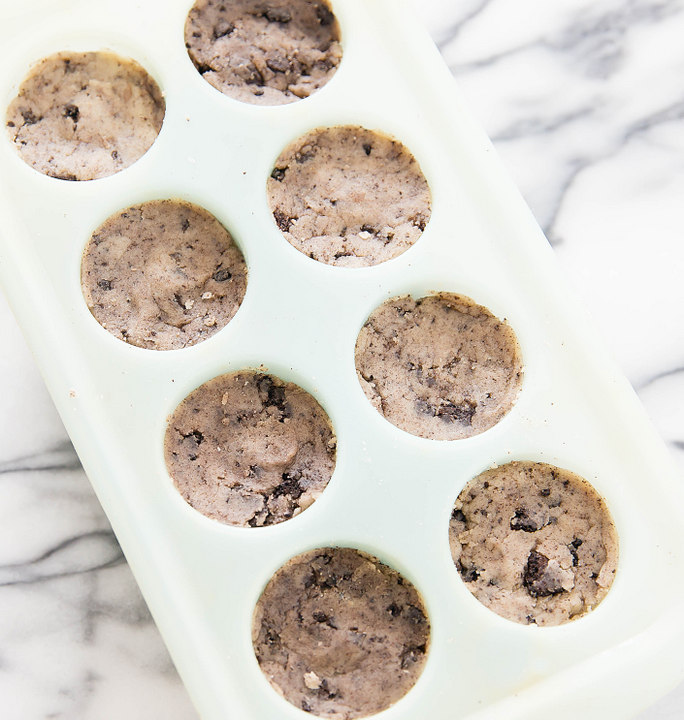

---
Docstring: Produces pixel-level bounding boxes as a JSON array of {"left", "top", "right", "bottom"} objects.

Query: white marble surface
[{"left": 1, "top": 0, "right": 683, "bottom": 717}]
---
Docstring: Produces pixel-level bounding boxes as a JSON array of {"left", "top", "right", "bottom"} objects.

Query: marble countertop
[{"left": 1, "top": 0, "right": 683, "bottom": 717}]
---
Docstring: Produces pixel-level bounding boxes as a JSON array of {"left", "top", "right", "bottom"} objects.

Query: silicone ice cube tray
[{"left": 1, "top": 0, "right": 684, "bottom": 718}]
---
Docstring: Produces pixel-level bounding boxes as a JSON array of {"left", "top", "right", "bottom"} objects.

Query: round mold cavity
[
  {"left": 450, "top": 461, "right": 619, "bottom": 627},
  {"left": 81, "top": 198, "right": 247, "bottom": 351},
  {"left": 5, "top": 50, "right": 164, "bottom": 180},
  {"left": 184, "top": 0, "right": 342, "bottom": 105},
  {"left": 267, "top": 124, "right": 432, "bottom": 267},
  {"left": 354, "top": 292, "right": 523, "bottom": 440},
  {"left": 252, "top": 546, "right": 430, "bottom": 718},
  {"left": 164, "top": 370, "right": 337, "bottom": 527}
]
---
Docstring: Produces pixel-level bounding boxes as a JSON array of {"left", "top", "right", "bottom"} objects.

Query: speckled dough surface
[
  {"left": 450, "top": 462, "right": 619, "bottom": 626},
  {"left": 355, "top": 293, "right": 522, "bottom": 440},
  {"left": 253, "top": 548, "right": 430, "bottom": 719},
  {"left": 185, "top": 0, "right": 341, "bottom": 105},
  {"left": 268, "top": 126, "right": 431, "bottom": 267},
  {"left": 6, "top": 51, "right": 164, "bottom": 180},
  {"left": 81, "top": 200, "right": 247, "bottom": 351},
  {"left": 165, "top": 372, "right": 336, "bottom": 527}
]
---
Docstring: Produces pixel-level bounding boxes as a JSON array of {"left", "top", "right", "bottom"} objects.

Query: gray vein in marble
[
  {"left": 0, "top": 530, "right": 123, "bottom": 587},
  {"left": 492, "top": 109, "right": 594, "bottom": 143},
  {"left": 434, "top": 0, "right": 493, "bottom": 50},
  {"left": 636, "top": 365, "right": 684, "bottom": 390},
  {"left": 82, "top": 571, "right": 99, "bottom": 645},
  {"left": 549, "top": 0, "right": 679, "bottom": 78},
  {"left": 0, "top": 440, "right": 80, "bottom": 476},
  {"left": 436, "top": 0, "right": 684, "bottom": 243},
  {"left": 497, "top": 92, "right": 684, "bottom": 242},
  {"left": 541, "top": 159, "right": 594, "bottom": 244},
  {"left": 447, "top": 43, "right": 526, "bottom": 72},
  {"left": 444, "top": 0, "right": 682, "bottom": 73},
  {"left": 545, "top": 94, "right": 684, "bottom": 240},
  {"left": 625, "top": 99, "right": 684, "bottom": 140}
]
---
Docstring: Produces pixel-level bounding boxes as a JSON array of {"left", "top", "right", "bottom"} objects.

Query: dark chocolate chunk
[
  {"left": 569, "top": 538, "right": 583, "bottom": 567},
  {"left": 307, "top": 565, "right": 338, "bottom": 590},
  {"left": 192, "top": 60, "right": 214, "bottom": 75},
  {"left": 315, "top": 679, "right": 337, "bottom": 700},
  {"left": 295, "top": 149, "right": 316, "bottom": 163},
  {"left": 213, "top": 20, "right": 234, "bottom": 38},
  {"left": 182, "top": 429, "right": 204, "bottom": 446},
  {"left": 436, "top": 399, "right": 476, "bottom": 425},
  {"left": 21, "top": 109, "right": 39, "bottom": 125},
  {"left": 386, "top": 602, "right": 401, "bottom": 617},
  {"left": 412, "top": 215, "right": 427, "bottom": 231},
  {"left": 273, "top": 208, "right": 295, "bottom": 232},
  {"left": 264, "top": 626, "right": 280, "bottom": 647},
  {"left": 458, "top": 561, "right": 480, "bottom": 583},
  {"left": 315, "top": 2, "right": 335, "bottom": 26},
  {"left": 400, "top": 643, "right": 426, "bottom": 669},
  {"left": 264, "top": 7, "right": 291, "bottom": 23},
  {"left": 523, "top": 550, "right": 565, "bottom": 597},
  {"left": 312, "top": 611, "right": 337, "bottom": 628},
  {"left": 266, "top": 52, "right": 290, "bottom": 73},
  {"left": 414, "top": 398, "right": 436, "bottom": 417},
  {"left": 451, "top": 508, "right": 467, "bottom": 524},
  {"left": 213, "top": 267, "right": 232, "bottom": 282},
  {"left": 257, "top": 375, "right": 290, "bottom": 416},
  {"left": 240, "top": 62, "right": 265, "bottom": 86},
  {"left": 404, "top": 605, "right": 426, "bottom": 625},
  {"left": 63, "top": 104, "right": 80, "bottom": 122},
  {"left": 273, "top": 473, "right": 304, "bottom": 500},
  {"left": 510, "top": 508, "right": 544, "bottom": 533}
]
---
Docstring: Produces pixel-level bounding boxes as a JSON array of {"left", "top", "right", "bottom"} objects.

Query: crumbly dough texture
[
  {"left": 6, "top": 51, "right": 164, "bottom": 180},
  {"left": 355, "top": 293, "right": 523, "bottom": 440},
  {"left": 81, "top": 200, "right": 246, "bottom": 351},
  {"left": 165, "top": 372, "right": 336, "bottom": 527},
  {"left": 185, "top": 0, "right": 341, "bottom": 105},
  {"left": 450, "top": 462, "right": 619, "bottom": 626},
  {"left": 253, "top": 548, "right": 430, "bottom": 719},
  {"left": 268, "top": 126, "right": 431, "bottom": 267}
]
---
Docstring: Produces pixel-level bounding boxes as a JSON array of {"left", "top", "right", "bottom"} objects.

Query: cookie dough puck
[
  {"left": 185, "top": 0, "right": 341, "bottom": 105},
  {"left": 450, "top": 461, "right": 619, "bottom": 626},
  {"left": 355, "top": 293, "right": 523, "bottom": 439},
  {"left": 6, "top": 51, "right": 164, "bottom": 180},
  {"left": 165, "top": 372, "right": 336, "bottom": 527},
  {"left": 253, "top": 547, "right": 430, "bottom": 718},
  {"left": 81, "top": 199, "right": 247, "bottom": 350},
  {"left": 268, "top": 125, "right": 431, "bottom": 267}
]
